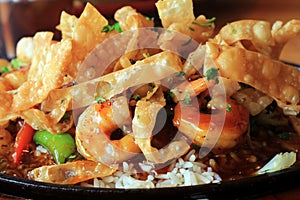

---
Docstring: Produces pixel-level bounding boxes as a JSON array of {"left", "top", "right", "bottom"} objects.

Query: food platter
[
  {"left": 1, "top": 163, "right": 300, "bottom": 200},
  {"left": 1, "top": 0, "right": 300, "bottom": 199}
]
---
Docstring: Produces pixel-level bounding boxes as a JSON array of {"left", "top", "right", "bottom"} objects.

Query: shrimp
[
  {"left": 132, "top": 87, "right": 190, "bottom": 164},
  {"left": 173, "top": 98, "right": 249, "bottom": 153},
  {"left": 28, "top": 160, "right": 118, "bottom": 184},
  {"left": 75, "top": 96, "right": 140, "bottom": 165}
]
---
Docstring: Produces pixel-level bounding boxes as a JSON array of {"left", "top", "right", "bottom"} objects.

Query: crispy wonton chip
[
  {"left": 213, "top": 19, "right": 300, "bottom": 59},
  {"left": 56, "top": 11, "right": 79, "bottom": 40},
  {"left": 28, "top": 160, "right": 118, "bottom": 184},
  {"left": 155, "top": 0, "right": 194, "bottom": 28},
  {"left": 12, "top": 32, "right": 72, "bottom": 112},
  {"left": 204, "top": 42, "right": 300, "bottom": 115}
]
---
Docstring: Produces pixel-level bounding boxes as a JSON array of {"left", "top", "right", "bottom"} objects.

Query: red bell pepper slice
[{"left": 12, "top": 122, "right": 35, "bottom": 164}]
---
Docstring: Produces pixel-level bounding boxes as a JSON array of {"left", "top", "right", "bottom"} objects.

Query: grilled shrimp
[
  {"left": 173, "top": 98, "right": 249, "bottom": 153},
  {"left": 76, "top": 96, "right": 140, "bottom": 165}
]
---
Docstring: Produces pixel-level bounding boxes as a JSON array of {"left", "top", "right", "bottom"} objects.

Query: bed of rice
[{"left": 79, "top": 150, "right": 222, "bottom": 189}]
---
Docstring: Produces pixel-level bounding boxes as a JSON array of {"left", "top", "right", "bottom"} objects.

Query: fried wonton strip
[
  {"left": 156, "top": 0, "right": 214, "bottom": 45},
  {"left": 20, "top": 107, "right": 73, "bottom": 134},
  {"left": 166, "top": 15, "right": 215, "bottom": 45},
  {"left": 3, "top": 68, "right": 28, "bottom": 90},
  {"left": 272, "top": 19, "right": 300, "bottom": 45},
  {"left": 213, "top": 19, "right": 300, "bottom": 58},
  {"left": 182, "top": 44, "right": 206, "bottom": 78},
  {"left": 0, "top": 91, "right": 14, "bottom": 122},
  {"left": 45, "top": 51, "right": 183, "bottom": 110},
  {"left": 56, "top": 11, "right": 78, "bottom": 40},
  {"left": 71, "top": 3, "right": 108, "bottom": 61},
  {"left": 57, "top": 3, "right": 109, "bottom": 78},
  {"left": 114, "top": 6, "right": 155, "bottom": 62},
  {"left": 132, "top": 87, "right": 190, "bottom": 164},
  {"left": 205, "top": 42, "right": 300, "bottom": 114},
  {"left": 155, "top": 0, "right": 194, "bottom": 28},
  {"left": 114, "top": 6, "right": 154, "bottom": 31},
  {"left": 28, "top": 160, "right": 118, "bottom": 185},
  {"left": 20, "top": 90, "right": 73, "bottom": 134},
  {"left": 232, "top": 88, "right": 273, "bottom": 116},
  {"left": 16, "top": 37, "right": 34, "bottom": 63},
  {"left": 12, "top": 32, "right": 72, "bottom": 112}
]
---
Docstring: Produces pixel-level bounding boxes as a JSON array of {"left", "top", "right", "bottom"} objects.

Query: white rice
[{"left": 80, "top": 151, "right": 222, "bottom": 189}]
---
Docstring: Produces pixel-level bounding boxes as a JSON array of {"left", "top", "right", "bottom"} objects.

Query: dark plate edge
[
  {"left": 1, "top": 164, "right": 300, "bottom": 200},
  {"left": 0, "top": 62, "right": 299, "bottom": 200}
]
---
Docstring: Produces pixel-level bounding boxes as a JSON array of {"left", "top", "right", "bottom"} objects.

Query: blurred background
[{"left": 0, "top": 0, "right": 300, "bottom": 63}]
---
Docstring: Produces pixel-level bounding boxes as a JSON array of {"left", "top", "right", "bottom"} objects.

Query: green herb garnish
[
  {"left": 101, "top": 22, "right": 123, "bottom": 33},
  {"left": 95, "top": 97, "right": 106, "bottom": 103},
  {"left": 175, "top": 71, "right": 186, "bottom": 77},
  {"left": 131, "top": 94, "right": 141, "bottom": 101},
  {"left": 145, "top": 16, "right": 154, "bottom": 21},
  {"left": 182, "top": 37, "right": 192, "bottom": 46},
  {"left": 205, "top": 68, "right": 219, "bottom": 82},
  {"left": 166, "top": 90, "right": 175, "bottom": 101},
  {"left": 184, "top": 93, "right": 192, "bottom": 105},
  {"left": 192, "top": 17, "right": 216, "bottom": 27},
  {"left": 1, "top": 66, "right": 9, "bottom": 74},
  {"left": 10, "top": 58, "right": 27, "bottom": 69},
  {"left": 226, "top": 103, "right": 232, "bottom": 112}
]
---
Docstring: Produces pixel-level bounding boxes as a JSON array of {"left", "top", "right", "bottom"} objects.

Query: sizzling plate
[{"left": 0, "top": 62, "right": 299, "bottom": 200}]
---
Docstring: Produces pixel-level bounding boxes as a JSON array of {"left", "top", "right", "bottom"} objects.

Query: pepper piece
[
  {"left": 33, "top": 130, "right": 75, "bottom": 164},
  {"left": 12, "top": 122, "right": 35, "bottom": 164}
]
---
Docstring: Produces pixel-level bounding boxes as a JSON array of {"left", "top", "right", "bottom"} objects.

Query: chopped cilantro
[
  {"left": 146, "top": 52, "right": 151, "bottom": 57},
  {"left": 188, "top": 27, "right": 195, "bottom": 31},
  {"left": 191, "top": 143, "right": 201, "bottom": 149},
  {"left": 101, "top": 22, "right": 123, "bottom": 33},
  {"left": 95, "top": 97, "right": 106, "bottom": 103},
  {"left": 205, "top": 68, "right": 219, "bottom": 81},
  {"left": 226, "top": 103, "right": 232, "bottom": 112},
  {"left": 131, "top": 94, "right": 141, "bottom": 101},
  {"left": 175, "top": 71, "right": 186, "bottom": 77},
  {"left": 68, "top": 154, "right": 77, "bottom": 159},
  {"left": 149, "top": 87, "right": 154, "bottom": 93},
  {"left": 184, "top": 93, "right": 191, "bottom": 105},
  {"left": 182, "top": 37, "right": 192, "bottom": 46},
  {"left": 10, "top": 58, "right": 27, "bottom": 69},
  {"left": 1, "top": 66, "right": 9, "bottom": 73},
  {"left": 166, "top": 90, "right": 175, "bottom": 101},
  {"left": 192, "top": 17, "right": 216, "bottom": 27},
  {"left": 148, "top": 83, "right": 154, "bottom": 87},
  {"left": 231, "top": 28, "right": 237, "bottom": 34},
  {"left": 145, "top": 16, "right": 154, "bottom": 21}
]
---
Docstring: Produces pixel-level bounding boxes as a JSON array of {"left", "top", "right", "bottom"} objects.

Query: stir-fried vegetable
[
  {"left": 33, "top": 130, "right": 75, "bottom": 164},
  {"left": 12, "top": 122, "right": 35, "bottom": 164}
]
